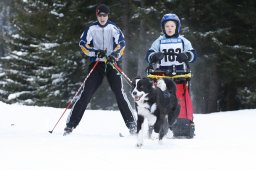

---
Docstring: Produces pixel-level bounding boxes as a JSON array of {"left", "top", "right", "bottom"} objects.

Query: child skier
[{"left": 145, "top": 13, "right": 197, "bottom": 138}]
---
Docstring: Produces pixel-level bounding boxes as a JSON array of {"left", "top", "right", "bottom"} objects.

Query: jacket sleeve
[
  {"left": 181, "top": 36, "right": 197, "bottom": 63},
  {"left": 79, "top": 27, "right": 97, "bottom": 57},
  {"left": 112, "top": 26, "right": 126, "bottom": 60},
  {"left": 145, "top": 36, "right": 161, "bottom": 63}
]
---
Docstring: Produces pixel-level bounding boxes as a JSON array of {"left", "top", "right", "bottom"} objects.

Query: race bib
[{"left": 159, "top": 38, "right": 183, "bottom": 66}]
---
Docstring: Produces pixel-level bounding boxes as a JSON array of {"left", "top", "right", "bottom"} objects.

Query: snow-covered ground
[{"left": 0, "top": 101, "right": 256, "bottom": 170}]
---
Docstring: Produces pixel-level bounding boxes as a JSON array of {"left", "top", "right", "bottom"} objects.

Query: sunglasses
[{"left": 97, "top": 13, "right": 108, "bottom": 17}]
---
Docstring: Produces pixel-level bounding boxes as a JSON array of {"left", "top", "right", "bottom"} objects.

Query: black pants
[{"left": 66, "top": 62, "right": 136, "bottom": 129}]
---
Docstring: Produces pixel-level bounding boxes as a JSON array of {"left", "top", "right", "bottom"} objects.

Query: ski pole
[
  {"left": 48, "top": 60, "right": 100, "bottom": 134},
  {"left": 108, "top": 61, "right": 132, "bottom": 86}
]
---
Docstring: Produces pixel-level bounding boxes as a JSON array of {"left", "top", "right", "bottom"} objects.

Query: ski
[
  {"left": 119, "top": 132, "right": 125, "bottom": 137},
  {"left": 63, "top": 127, "right": 73, "bottom": 136},
  {"left": 118, "top": 132, "right": 137, "bottom": 137},
  {"left": 63, "top": 131, "right": 71, "bottom": 136}
]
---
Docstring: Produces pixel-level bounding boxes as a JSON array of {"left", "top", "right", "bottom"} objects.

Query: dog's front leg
[
  {"left": 136, "top": 115, "right": 144, "bottom": 147},
  {"left": 147, "top": 114, "right": 157, "bottom": 139},
  {"left": 148, "top": 125, "right": 154, "bottom": 139}
]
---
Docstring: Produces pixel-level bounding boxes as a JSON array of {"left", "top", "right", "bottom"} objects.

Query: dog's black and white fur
[{"left": 131, "top": 77, "right": 180, "bottom": 147}]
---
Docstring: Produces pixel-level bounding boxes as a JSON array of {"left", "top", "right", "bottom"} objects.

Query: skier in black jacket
[{"left": 64, "top": 4, "right": 136, "bottom": 135}]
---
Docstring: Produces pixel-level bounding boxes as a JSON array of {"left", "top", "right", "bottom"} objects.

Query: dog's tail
[{"left": 169, "top": 104, "right": 180, "bottom": 127}]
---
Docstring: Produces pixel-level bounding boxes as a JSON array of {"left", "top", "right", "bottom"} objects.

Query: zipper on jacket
[{"left": 102, "top": 28, "right": 104, "bottom": 50}]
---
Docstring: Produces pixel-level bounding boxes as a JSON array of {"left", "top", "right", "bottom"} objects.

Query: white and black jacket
[{"left": 79, "top": 20, "right": 125, "bottom": 62}]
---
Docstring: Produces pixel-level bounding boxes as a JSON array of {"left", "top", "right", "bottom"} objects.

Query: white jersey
[{"left": 146, "top": 35, "right": 196, "bottom": 72}]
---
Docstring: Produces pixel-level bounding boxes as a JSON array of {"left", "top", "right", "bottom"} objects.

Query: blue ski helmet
[{"left": 161, "top": 13, "right": 181, "bottom": 34}]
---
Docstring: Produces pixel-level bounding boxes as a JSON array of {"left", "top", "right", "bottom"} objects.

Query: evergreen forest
[{"left": 0, "top": 0, "right": 256, "bottom": 113}]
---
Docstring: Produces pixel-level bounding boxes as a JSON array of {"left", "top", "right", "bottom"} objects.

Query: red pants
[{"left": 176, "top": 83, "right": 193, "bottom": 121}]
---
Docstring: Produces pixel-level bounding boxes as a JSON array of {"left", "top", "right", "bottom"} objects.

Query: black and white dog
[{"left": 131, "top": 77, "right": 180, "bottom": 147}]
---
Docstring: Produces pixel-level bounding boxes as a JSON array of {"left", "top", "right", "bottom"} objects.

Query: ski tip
[{"left": 119, "top": 132, "right": 125, "bottom": 137}]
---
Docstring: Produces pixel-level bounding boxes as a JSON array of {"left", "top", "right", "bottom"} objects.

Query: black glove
[
  {"left": 108, "top": 51, "right": 118, "bottom": 62},
  {"left": 95, "top": 50, "right": 107, "bottom": 58},
  {"left": 176, "top": 52, "right": 191, "bottom": 63},
  {"left": 150, "top": 52, "right": 164, "bottom": 63}
]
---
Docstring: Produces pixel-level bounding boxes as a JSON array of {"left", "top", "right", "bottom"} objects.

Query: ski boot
[
  {"left": 63, "top": 126, "right": 73, "bottom": 136},
  {"left": 128, "top": 122, "right": 137, "bottom": 135}
]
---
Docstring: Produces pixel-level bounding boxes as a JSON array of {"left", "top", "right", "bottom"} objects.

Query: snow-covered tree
[
  {"left": 1, "top": 0, "right": 88, "bottom": 107},
  {"left": 0, "top": 0, "right": 13, "bottom": 102}
]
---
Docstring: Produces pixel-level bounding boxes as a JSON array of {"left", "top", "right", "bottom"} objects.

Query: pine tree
[
  {"left": 173, "top": 0, "right": 256, "bottom": 111},
  {"left": 1, "top": 0, "right": 88, "bottom": 107}
]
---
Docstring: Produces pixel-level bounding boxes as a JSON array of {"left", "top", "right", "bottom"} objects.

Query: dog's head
[{"left": 131, "top": 77, "right": 153, "bottom": 102}]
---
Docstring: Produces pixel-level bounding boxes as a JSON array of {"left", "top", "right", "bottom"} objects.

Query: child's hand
[
  {"left": 176, "top": 52, "right": 191, "bottom": 63},
  {"left": 150, "top": 52, "right": 164, "bottom": 63}
]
